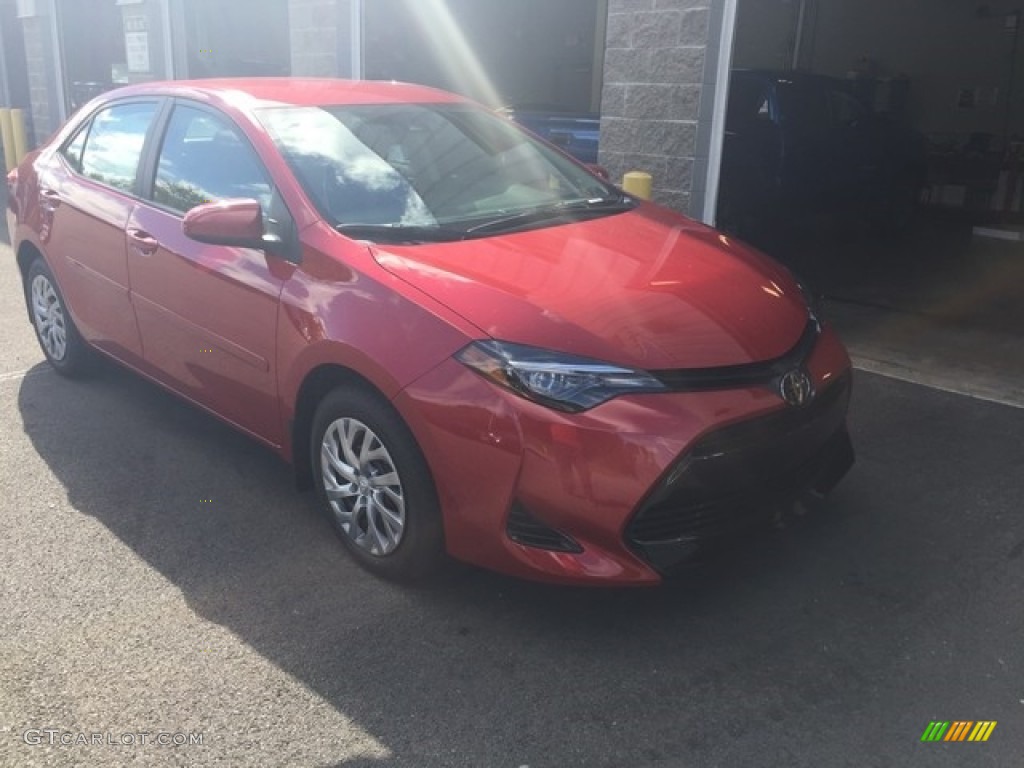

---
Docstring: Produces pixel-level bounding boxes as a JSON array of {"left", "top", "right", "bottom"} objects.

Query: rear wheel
[
  {"left": 311, "top": 385, "right": 445, "bottom": 581},
  {"left": 26, "top": 257, "right": 93, "bottom": 377}
]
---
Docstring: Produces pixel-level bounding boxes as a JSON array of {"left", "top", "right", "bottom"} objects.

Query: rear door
[
  {"left": 38, "top": 100, "right": 161, "bottom": 362},
  {"left": 127, "top": 101, "right": 296, "bottom": 444}
]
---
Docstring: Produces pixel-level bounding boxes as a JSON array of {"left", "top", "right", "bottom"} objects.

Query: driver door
[{"left": 127, "top": 101, "right": 295, "bottom": 444}]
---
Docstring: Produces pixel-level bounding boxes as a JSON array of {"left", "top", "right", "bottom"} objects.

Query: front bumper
[
  {"left": 626, "top": 374, "right": 853, "bottom": 572},
  {"left": 395, "top": 325, "right": 854, "bottom": 586}
]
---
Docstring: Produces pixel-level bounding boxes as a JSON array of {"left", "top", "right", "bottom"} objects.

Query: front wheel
[
  {"left": 311, "top": 385, "right": 446, "bottom": 581},
  {"left": 26, "top": 257, "right": 94, "bottom": 377}
]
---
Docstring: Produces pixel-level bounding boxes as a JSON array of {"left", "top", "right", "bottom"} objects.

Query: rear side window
[
  {"left": 79, "top": 102, "right": 159, "bottom": 192},
  {"left": 153, "top": 105, "right": 273, "bottom": 214},
  {"left": 60, "top": 127, "right": 88, "bottom": 173}
]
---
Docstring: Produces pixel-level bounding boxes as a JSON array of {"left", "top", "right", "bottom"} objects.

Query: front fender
[{"left": 275, "top": 232, "right": 480, "bottom": 461}]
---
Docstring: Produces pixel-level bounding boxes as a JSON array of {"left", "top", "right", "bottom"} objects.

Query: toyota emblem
[{"left": 779, "top": 369, "right": 814, "bottom": 407}]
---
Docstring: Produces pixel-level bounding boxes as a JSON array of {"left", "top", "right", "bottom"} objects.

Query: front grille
[
  {"left": 507, "top": 502, "right": 583, "bottom": 553},
  {"left": 626, "top": 373, "right": 853, "bottom": 568},
  {"left": 651, "top": 321, "right": 820, "bottom": 392}
]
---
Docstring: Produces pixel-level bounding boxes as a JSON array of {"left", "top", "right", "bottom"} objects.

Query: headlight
[{"left": 456, "top": 340, "right": 666, "bottom": 412}]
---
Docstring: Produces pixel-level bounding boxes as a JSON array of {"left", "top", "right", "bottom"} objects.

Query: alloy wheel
[
  {"left": 320, "top": 417, "right": 406, "bottom": 556},
  {"left": 31, "top": 274, "right": 68, "bottom": 362}
]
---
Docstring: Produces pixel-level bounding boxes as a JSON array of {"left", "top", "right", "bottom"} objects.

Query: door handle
[
  {"left": 127, "top": 228, "right": 160, "bottom": 256},
  {"left": 40, "top": 189, "right": 61, "bottom": 211}
]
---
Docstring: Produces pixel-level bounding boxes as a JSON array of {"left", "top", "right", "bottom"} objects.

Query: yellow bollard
[
  {"left": 11, "top": 108, "right": 29, "bottom": 164},
  {"left": 0, "top": 109, "right": 16, "bottom": 172},
  {"left": 622, "top": 170, "right": 653, "bottom": 201}
]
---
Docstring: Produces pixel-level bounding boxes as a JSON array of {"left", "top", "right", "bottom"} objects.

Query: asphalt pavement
[{"left": 1, "top": 230, "right": 1022, "bottom": 767}]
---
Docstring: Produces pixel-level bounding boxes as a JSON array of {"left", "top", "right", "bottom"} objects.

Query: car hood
[{"left": 371, "top": 205, "right": 810, "bottom": 370}]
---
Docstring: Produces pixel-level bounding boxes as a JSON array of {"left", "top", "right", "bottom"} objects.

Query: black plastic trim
[
  {"left": 650, "top": 320, "right": 820, "bottom": 392},
  {"left": 506, "top": 502, "right": 583, "bottom": 553}
]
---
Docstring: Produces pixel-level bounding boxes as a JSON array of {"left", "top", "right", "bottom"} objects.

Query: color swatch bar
[{"left": 921, "top": 721, "right": 996, "bottom": 742}]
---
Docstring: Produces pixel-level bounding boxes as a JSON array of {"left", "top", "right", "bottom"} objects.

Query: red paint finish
[
  {"left": 8, "top": 79, "right": 855, "bottom": 585},
  {"left": 32, "top": 159, "right": 146, "bottom": 362},
  {"left": 375, "top": 206, "right": 808, "bottom": 370},
  {"left": 183, "top": 199, "right": 265, "bottom": 245},
  {"left": 127, "top": 202, "right": 291, "bottom": 443},
  {"left": 397, "top": 327, "right": 850, "bottom": 585}
]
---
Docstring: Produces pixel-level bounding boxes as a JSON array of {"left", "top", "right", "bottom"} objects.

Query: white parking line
[
  {"left": 853, "top": 356, "right": 1024, "bottom": 410},
  {"left": 0, "top": 367, "right": 49, "bottom": 384}
]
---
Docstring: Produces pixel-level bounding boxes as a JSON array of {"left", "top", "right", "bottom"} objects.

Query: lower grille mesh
[
  {"left": 507, "top": 503, "right": 582, "bottom": 553},
  {"left": 626, "top": 374, "right": 853, "bottom": 552}
]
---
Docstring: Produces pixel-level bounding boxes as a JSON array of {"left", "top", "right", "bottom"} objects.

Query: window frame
[
  {"left": 140, "top": 98, "right": 299, "bottom": 262},
  {"left": 59, "top": 122, "right": 90, "bottom": 174},
  {"left": 56, "top": 98, "right": 166, "bottom": 198},
  {"left": 143, "top": 99, "right": 276, "bottom": 218}
]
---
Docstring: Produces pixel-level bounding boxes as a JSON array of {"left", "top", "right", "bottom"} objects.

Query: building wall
[
  {"left": 362, "top": 0, "right": 604, "bottom": 112},
  {"left": 20, "top": 7, "right": 59, "bottom": 145},
  {"left": 289, "top": 0, "right": 357, "bottom": 78},
  {"left": 598, "top": 0, "right": 718, "bottom": 215}
]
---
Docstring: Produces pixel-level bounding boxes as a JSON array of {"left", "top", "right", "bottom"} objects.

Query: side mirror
[
  {"left": 183, "top": 198, "right": 279, "bottom": 250},
  {"left": 586, "top": 164, "right": 611, "bottom": 181}
]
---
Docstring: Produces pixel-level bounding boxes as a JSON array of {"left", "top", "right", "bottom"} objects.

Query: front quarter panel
[{"left": 276, "top": 223, "right": 482, "bottom": 458}]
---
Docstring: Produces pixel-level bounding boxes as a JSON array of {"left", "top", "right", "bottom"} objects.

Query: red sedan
[{"left": 6, "top": 79, "right": 854, "bottom": 586}]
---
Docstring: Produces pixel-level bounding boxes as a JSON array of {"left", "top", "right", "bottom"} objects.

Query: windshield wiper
[
  {"left": 335, "top": 223, "right": 467, "bottom": 244},
  {"left": 462, "top": 196, "right": 636, "bottom": 237}
]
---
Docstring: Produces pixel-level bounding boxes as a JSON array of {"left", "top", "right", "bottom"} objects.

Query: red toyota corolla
[{"left": 6, "top": 79, "right": 854, "bottom": 586}]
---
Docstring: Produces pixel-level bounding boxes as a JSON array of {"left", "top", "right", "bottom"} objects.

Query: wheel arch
[
  {"left": 290, "top": 363, "right": 393, "bottom": 491},
  {"left": 16, "top": 240, "right": 45, "bottom": 322}
]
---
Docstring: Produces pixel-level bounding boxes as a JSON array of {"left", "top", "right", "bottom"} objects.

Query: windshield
[{"left": 257, "top": 103, "right": 630, "bottom": 242}]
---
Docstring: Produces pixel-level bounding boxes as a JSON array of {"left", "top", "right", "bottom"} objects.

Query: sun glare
[{"left": 406, "top": 0, "right": 503, "bottom": 107}]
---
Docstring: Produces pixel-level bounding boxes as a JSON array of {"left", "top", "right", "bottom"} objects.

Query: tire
[
  {"left": 25, "top": 257, "right": 94, "bottom": 377},
  {"left": 311, "top": 385, "right": 446, "bottom": 581}
]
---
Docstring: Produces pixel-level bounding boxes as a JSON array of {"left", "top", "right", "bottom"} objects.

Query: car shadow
[{"left": 16, "top": 361, "right": 1024, "bottom": 765}]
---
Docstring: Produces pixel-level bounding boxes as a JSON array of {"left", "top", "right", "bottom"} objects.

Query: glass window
[
  {"left": 154, "top": 105, "right": 273, "bottom": 214},
  {"left": 60, "top": 126, "right": 89, "bottom": 173},
  {"left": 258, "top": 103, "right": 617, "bottom": 235},
  {"left": 80, "top": 101, "right": 158, "bottom": 192},
  {"left": 59, "top": 0, "right": 170, "bottom": 113}
]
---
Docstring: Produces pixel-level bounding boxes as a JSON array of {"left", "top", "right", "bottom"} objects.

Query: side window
[
  {"left": 79, "top": 102, "right": 159, "bottom": 192},
  {"left": 153, "top": 105, "right": 273, "bottom": 214},
  {"left": 60, "top": 126, "right": 88, "bottom": 173}
]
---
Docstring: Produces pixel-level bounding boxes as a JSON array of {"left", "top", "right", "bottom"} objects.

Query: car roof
[{"left": 97, "top": 78, "right": 468, "bottom": 109}]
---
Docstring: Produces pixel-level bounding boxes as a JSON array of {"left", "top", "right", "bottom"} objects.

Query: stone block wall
[
  {"left": 599, "top": 0, "right": 713, "bottom": 214},
  {"left": 21, "top": 13, "right": 52, "bottom": 145}
]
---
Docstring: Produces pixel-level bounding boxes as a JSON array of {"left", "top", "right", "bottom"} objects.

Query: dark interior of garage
[{"left": 719, "top": 0, "right": 1024, "bottom": 402}]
